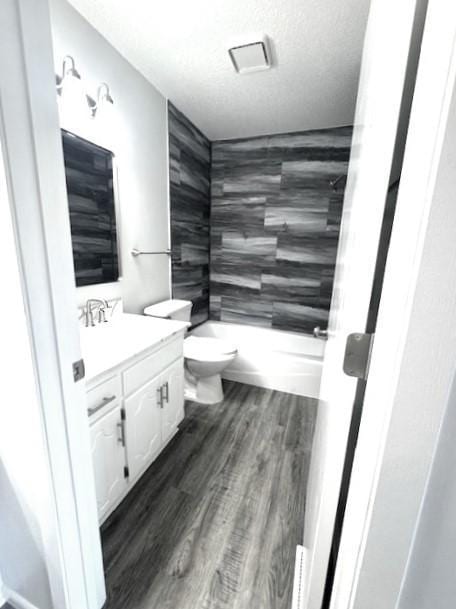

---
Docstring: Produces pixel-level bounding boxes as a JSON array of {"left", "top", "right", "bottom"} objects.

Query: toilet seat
[{"left": 184, "top": 336, "right": 237, "bottom": 362}]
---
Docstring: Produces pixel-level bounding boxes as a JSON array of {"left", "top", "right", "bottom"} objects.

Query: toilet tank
[{"left": 143, "top": 299, "right": 193, "bottom": 322}]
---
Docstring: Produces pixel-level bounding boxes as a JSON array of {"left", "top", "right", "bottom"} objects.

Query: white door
[
  {"left": 90, "top": 405, "right": 127, "bottom": 520},
  {"left": 161, "top": 358, "right": 185, "bottom": 443},
  {"left": 330, "top": 3, "right": 456, "bottom": 607},
  {"left": 302, "top": 1, "right": 426, "bottom": 608},
  {"left": 124, "top": 375, "right": 163, "bottom": 481}
]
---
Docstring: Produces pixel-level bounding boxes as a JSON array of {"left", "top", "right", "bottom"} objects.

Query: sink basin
[{"left": 80, "top": 313, "right": 189, "bottom": 383}]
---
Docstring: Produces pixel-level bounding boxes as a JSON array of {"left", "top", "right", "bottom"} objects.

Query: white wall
[
  {"left": 0, "top": 571, "right": 5, "bottom": 605},
  {"left": 0, "top": 121, "right": 53, "bottom": 609},
  {"left": 49, "top": 0, "right": 171, "bottom": 314},
  {"left": 398, "top": 372, "right": 456, "bottom": 609}
]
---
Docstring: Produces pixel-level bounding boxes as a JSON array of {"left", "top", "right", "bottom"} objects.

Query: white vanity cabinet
[
  {"left": 89, "top": 403, "right": 127, "bottom": 521},
  {"left": 124, "top": 374, "right": 164, "bottom": 482},
  {"left": 161, "top": 358, "right": 185, "bottom": 443},
  {"left": 85, "top": 330, "right": 186, "bottom": 523},
  {"left": 124, "top": 357, "right": 185, "bottom": 482}
]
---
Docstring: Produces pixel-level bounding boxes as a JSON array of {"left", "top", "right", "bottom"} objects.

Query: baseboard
[
  {"left": 2, "top": 587, "right": 40, "bottom": 609},
  {"left": 291, "top": 545, "right": 309, "bottom": 609}
]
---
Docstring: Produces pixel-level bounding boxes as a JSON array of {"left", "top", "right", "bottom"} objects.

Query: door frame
[
  {"left": 303, "top": 1, "right": 427, "bottom": 607},
  {"left": 330, "top": 1, "right": 456, "bottom": 607},
  {"left": 0, "top": 1, "right": 105, "bottom": 608}
]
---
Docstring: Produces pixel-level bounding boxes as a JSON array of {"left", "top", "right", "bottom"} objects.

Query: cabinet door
[
  {"left": 161, "top": 358, "right": 185, "bottom": 443},
  {"left": 124, "top": 374, "right": 162, "bottom": 481},
  {"left": 90, "top": 404, "right": 127, "bottom": 520}
]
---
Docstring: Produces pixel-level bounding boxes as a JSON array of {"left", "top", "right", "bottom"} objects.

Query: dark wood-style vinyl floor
[{"left": 101, "top": 381, "right": 318, "bottom": 609}]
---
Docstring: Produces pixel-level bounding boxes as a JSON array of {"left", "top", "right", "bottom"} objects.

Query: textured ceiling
[{"left": 67, "top": 0, "right": 371, "bottom": 140}]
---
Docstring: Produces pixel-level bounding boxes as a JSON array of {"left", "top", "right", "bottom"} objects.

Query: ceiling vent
[{"left": 228, "top": 39, "right": 271, "bottom": 74}]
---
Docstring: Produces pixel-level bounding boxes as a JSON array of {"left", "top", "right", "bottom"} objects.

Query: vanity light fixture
[
  {"left": 56, "top": 55, "right": 114, "bottom": 120},
  {"left": 56, "top": 55, "right": 81, "bottom": 93},
  {"left": 88, "top": 83, "right": 114, "bottom": 117},
  {"left": 55, "top": 55, "right": 88, "bottom": 121}
]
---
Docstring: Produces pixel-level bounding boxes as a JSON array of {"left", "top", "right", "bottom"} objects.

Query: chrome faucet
[{"left": 85, "top": 299, "right": 110, "bottom": 327}]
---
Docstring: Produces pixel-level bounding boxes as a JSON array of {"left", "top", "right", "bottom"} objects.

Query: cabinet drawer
[
  {"left": 123, "top": 337, "right": 183, "bottom": 396},
  {"left": 87, "top": 375, "right": 121, "bottom": 417}
]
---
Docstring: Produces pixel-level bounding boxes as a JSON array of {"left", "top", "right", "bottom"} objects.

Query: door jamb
[
  {"left": 330, "top": 2, "right": 456, "bottom": 607},
  {"left": 0, "top": 1, "right": 105, "bottom": 608}
]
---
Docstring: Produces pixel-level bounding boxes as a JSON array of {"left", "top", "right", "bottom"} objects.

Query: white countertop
[{"left": 80, "top": 313, "right": 189, "bottom": 385}]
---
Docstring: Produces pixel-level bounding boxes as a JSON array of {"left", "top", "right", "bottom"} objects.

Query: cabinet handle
[
  {"left": 162, "top": 381, "right": 169, "bottom": 404},
  {"left": 87, "top": 395, "right": 116, "bottom": 416},
  {"left": 157, "top": 386, "right": 163, "bottom": 408},
  {"left": 117, "top": 420, "right": 126, "bottom": 446}
]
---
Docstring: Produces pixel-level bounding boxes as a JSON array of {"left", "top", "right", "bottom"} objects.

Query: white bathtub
[{"left": 190, "top": 321, "right": 325, "bottom": 398}]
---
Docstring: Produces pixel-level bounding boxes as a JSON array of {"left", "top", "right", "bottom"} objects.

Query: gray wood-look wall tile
[
  {"left": 168, "top": 106, "right": 352, "bottom": 333},
  {"left": 169, "top": 102, "right": 211, "bottom": 326},
  {"left": 209, "top": 127, "right": 352, "bottom": 333}
]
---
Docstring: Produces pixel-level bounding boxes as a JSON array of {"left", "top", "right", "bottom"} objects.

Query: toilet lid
[{"left": 184, "top": 336, "right": 237, "bottom": 361}]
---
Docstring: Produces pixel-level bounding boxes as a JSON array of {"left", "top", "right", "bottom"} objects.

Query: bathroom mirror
[{"left": 61, "top": 129, "right": 119, "bottom": 286}]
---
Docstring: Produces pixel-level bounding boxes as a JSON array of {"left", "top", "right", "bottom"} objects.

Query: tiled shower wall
[
  {"left": 169, "top": 102, "right": 211, "bottom": 326},
  {"left": 210, "top": 128, "right": 352, "bottom": 333},
  {"left": 169, "top": 104, "right": 352, "bottom": 333}
]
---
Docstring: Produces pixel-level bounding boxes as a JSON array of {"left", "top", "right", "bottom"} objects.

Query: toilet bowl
[
  {"left": 184, "top": 336, "right": 237, "bottom": 404},
  {"left": 143, "top": 299, "right": 238, "bottom": 404}
]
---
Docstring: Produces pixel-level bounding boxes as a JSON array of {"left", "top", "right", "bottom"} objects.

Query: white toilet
[{"left": 143, "top": 300, "right": 237, "bottom": 404}]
